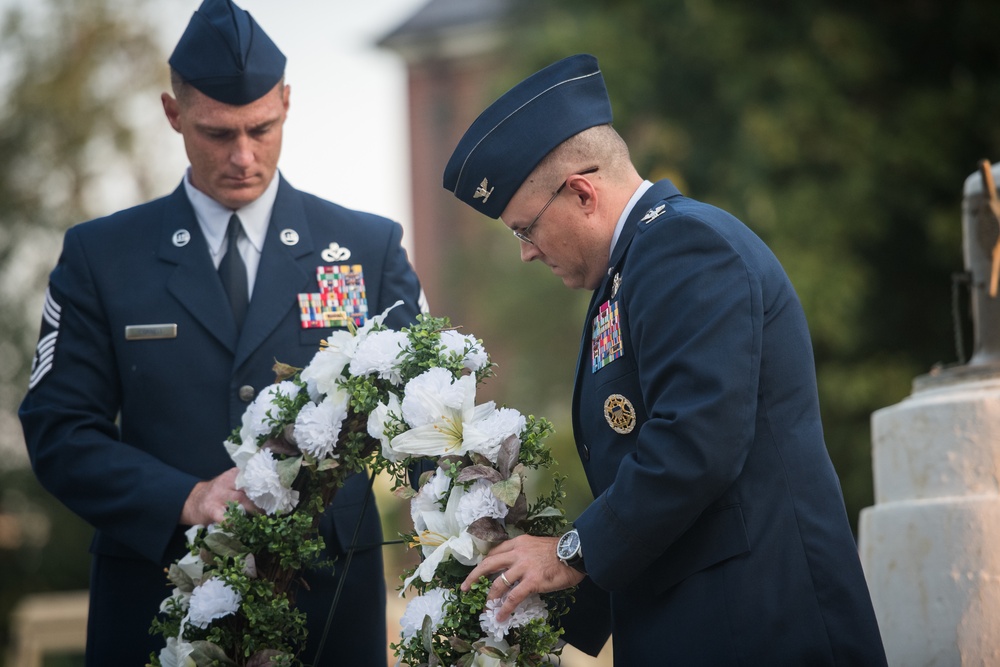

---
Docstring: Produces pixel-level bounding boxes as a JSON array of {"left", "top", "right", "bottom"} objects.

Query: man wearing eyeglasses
[{"left": 444, "top": 54, "right": 886, "bottom": 665}]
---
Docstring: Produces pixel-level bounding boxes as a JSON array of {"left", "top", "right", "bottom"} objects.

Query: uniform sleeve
[
  {"left": 19, "top": 227, "right": 201, "bottom": 563},
  {"left": 575, "top": 211, "right": 764, "bottom": 591}
]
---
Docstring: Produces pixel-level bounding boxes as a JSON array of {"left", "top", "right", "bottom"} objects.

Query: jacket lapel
[
  {"left": 235, "top": 178, "right": 314, "bottom": 369},
  {"left": 160, "top": 185, "right": 238, "bottom": 352}
]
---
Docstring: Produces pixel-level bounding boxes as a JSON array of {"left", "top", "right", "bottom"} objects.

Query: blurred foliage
[
  {"left": 0, "top": 0, "right": 166, "bottom": 662},
  {"left": 463, "top": 0, "right": 1000, "bottom": 529}
]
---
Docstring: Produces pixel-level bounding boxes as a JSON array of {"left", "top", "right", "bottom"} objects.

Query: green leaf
[
  {"left": 203, "top": 531, "right": 247, "bottom": 558},
  {"left": 275, "top": 455, "right": 302, "bottom": 488},
  {"left": 189, "top": 641, "right": 237, "bottom": 667},
  {"left": 491, "top": 472, "right": 522, "bottom": 507}
]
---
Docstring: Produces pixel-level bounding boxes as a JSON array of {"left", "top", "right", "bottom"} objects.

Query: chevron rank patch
[
  {"left": 298, "top": 264, "right": 368, "bottom": 329},
  {"left": 28, "top": 287, "right": 61, "bottom": 390}
]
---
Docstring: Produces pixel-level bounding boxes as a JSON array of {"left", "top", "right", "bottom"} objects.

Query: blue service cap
[
  {"left": 169, "top": 0, "right": 286, "bottom": 106},
  {"left": 443, "top": 54, "right": 613, "bottom": 219}
]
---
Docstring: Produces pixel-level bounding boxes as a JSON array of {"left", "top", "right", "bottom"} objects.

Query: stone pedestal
[{"left": 859, "top": 375, "right": 1000, "bottom": 666}]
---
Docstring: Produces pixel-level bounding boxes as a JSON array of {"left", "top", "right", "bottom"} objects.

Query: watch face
[{"left": 557, "top": 530, "right": 581, "bottom": 560}]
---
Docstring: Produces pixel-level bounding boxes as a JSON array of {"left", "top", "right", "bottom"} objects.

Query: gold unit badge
[{"left": 604, "top": 393, "right": 636, "bottom": 434}]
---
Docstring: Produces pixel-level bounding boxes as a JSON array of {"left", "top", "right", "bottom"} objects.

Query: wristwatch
[{"left": 556, "top": 528, "right": 586, "bottom": 573}]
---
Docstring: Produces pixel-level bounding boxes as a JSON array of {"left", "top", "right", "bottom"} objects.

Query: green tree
[
  {"left": 0, "top": 0, "right": 167, "bottom": 660},
  {"left": 468, "top": 0, "right": 1000, "bottom": 528}
]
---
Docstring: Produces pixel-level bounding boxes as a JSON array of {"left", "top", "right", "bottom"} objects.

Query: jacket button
[
  {"left": 238, "top": 385, "right": 256, "bottom": 402},
  {"left": 580, "top": 443, "right": 590, "bottom": 462}
]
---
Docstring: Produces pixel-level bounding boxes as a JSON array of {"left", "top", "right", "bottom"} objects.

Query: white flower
[
  {"left": 157, "top": 636, "right": 196, "bottom": 667},
  {"left": 399, "top": 587, "right": 454, "bottom": 639},
  {"left": 349, "top": 329, "right": 409, "bottom": 384},
  {"left": 301, "top": 330, "right": 357, "bottom": 401},
  {"left": 293, "top": 390, "right": 349, "bottom": 460},
  {"left": 479, "top": 593, "right": 548, "bottom": 641},
  {"left": 356, "top": 299, "right": 404, "bottom": 336},
  {"left": 400, "top": 367, "right": 470, "bottom": 428},
  {"left": 456, "top": 479, "right": 509, "bottom": 527},
  {"left": 403, "top": 478, "right": 485, "bottom": 591},
  {"left": 440, "top": 330, "right": 489, "bottom": 372},
  {"left": 239, "top": 381, "right": 299, "bottom": 445},
  {"left": 237, "top": 448, "right": 300, "bottom": 515},
  {"left": 368, "top": 392, "right": 403, "bottom": 462},
  {"left": 462, "top": 407, "right": 526, "bottom": 463},
  {"left": 390, "top": 370, "right": 498, "bottom": 459},
  {"left": 186, "top": 578, "right": 242, "bottom": 629},
  {"left": 410, "top": 469, "right": 452, "bottom": 519}
]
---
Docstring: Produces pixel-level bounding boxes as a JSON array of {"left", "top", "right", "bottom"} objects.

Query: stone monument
[{"left": 859, "top": 160, "right": 1000, "bottom": 666}]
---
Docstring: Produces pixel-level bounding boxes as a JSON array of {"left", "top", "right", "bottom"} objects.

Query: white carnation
[
  {"left": 399, "top": 587, "right": 454, "bottom": 639},
  {"left": 239, "top": 381, "right": 299, "bottom": 445},
  {"left": 463, "top": 407, "right": 526, "bottom": 463},
  {"left": 294, "top": 391, "right": 349, "bottom": 460},
  {"left": 301, "top": 330, "right": 357, "bottom": 401},
  {"left": 456, "top": 479, "right": 509, "bottom": 527},
  {"left": 439, "top": 330, "right": 489, "bottom": 371},
  {"left": 186, "top": 577, "right": 242, "bottom": 629},
  {"left": 401, "top": 367, "right": 470, "bottom": 428},
  {"left": 238, "top": 448, "right": 300, "bottom": 515},
  {"left": 349, "top": 329, "right": 409, "bottom": 384},
  {"left": 479, "top": 593, "right": 547, "bottom": 641}
]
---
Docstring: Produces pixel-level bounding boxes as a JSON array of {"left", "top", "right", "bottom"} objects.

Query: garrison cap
[
  {"left": 443, "top": 54, "right": 612, "bottom": 219},
  {"left": 169, "top": 0, "right": 286, "bottom": 106}
]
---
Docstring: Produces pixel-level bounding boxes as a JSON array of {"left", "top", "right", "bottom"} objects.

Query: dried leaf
[
  {"left": 449, "top": 636, "right": 473, "bottom": 653},
  {"left": 263, "top": 431, "right": 300, "bottom": 457},
  {"left": 317, "top": 457, "right": 340, "bottom": 472},
  {"left": 189, "top": 640, "right": 237, "bottom": 667},
  {"left": 495, "top": 435, "right": 521, "bottom": 478},
  {"left": 272, "top": 361, "right": 299, "bottom": 382},
  {"left": 455, "top": 464, "right": 503, "bottom": 485},
  {"left": 166, "top": 563, "right": 195, "bottom": 592},
  {"left": 394, "top": 486, "right": 418, "bottom": 500},
  {"left": 469, "top": 451, "right": 492, "bottom": 467},
  {"left": 506, "top": 492, "right": 528, "bottom": 526},
  {"left": 466, "top": 517, "right": 509, "bottom": 543},
  {"left": 247, "top": 649, "right": 287, "bottom": 667}
]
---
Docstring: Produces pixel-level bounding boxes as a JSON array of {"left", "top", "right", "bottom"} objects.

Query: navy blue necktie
[{"left": 218, "top": 214, "right": 248, "bottom": 330}]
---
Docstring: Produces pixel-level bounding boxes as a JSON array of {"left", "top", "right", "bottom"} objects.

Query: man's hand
[
  {"left": 461, "top": 534, "right": 586, "bottom": 622},
  {"left": 180, "top": 467, "right": 257, "bottom": 525}
]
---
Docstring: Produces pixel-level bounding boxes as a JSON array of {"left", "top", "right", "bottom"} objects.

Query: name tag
[{"left": 125, "top": 324, "right": 178, "bottom": 340}]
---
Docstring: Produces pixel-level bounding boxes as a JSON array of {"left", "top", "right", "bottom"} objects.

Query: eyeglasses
[{"left": 512, "top": 166, "right": 599, "bottom": 245}]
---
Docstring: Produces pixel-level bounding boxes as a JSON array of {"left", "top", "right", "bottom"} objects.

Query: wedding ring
[{"left": 499, "top": 572, "right": 513, "bottom": 587}]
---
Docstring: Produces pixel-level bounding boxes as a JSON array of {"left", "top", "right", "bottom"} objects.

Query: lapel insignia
[
  {"left": 280, "top": 229, "right": 300, "bottom": 246},
  {"left": 640, "top": 204, "right": 666, "bottom": 224},
  {"left": 298, "top": 264, "right": 368, "bottom": 329},
  {"left": 321, "top": 242, "right": 351, "bottom": 262},
  {"left": 474, "top": 178, "right": 494, "bottom": 204},
  {"left": 604, "top": 393, "right": 636, "bottom": 434},
  {"left": 172, "top": 229, "right": 191, "bottom": 247},
  {"left": 611, "top": 272, "right": 622, "bottom": 299}
]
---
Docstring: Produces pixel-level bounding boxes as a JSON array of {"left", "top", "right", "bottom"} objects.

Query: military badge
[
  {"left": 474, "top": 178, "right": 494, "bottom": 204},
  {"left": 604, "top": 394, "right": 636, "bottom": 434},
  {"left": 321, "top": 242, "right": 351, "bottom": 262},
  {"left": 279, "top": 229, "right": 300, "bottom": 246},
  {"left": 611, "top": 272, "right": 622, "bottom": 299},
  {"left": 298, "top": 264, "right": 368, "bottom": 329},
  {"left": 172, "top": 229, "right": 191, "bottom": 247},
  {"left": 592, "top": 299, "right": 624, "bottom": 373},
  {"left": 640, "top": 204, "right": 666, "bottom": 224}
]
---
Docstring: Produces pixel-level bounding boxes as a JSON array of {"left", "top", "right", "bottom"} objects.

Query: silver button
[{"left": 238, "top": 385, "right": 255, "bottom": 402}]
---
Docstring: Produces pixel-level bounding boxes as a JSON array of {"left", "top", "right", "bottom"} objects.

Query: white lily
[
  {"left": 391, "top": 369, "right": 497, "bottom": 459},
  {"left": 402, "top": 475, "right": 483, "bottom": 591}
]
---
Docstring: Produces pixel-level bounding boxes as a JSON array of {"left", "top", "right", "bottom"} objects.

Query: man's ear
[
  {"left": 162, "top": 93, "right": 182, "bottom": 133},
  {"left": 568, "top": 173, "right": 599, "bottom": 215}
]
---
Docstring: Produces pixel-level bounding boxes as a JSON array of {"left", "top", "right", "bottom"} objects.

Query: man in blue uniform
[
  {"left": 18, "top": 1, "right": 424, "bottom": 664},
  {"left": 446, "top": 54, "right": 886, "bottom": 665}
]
